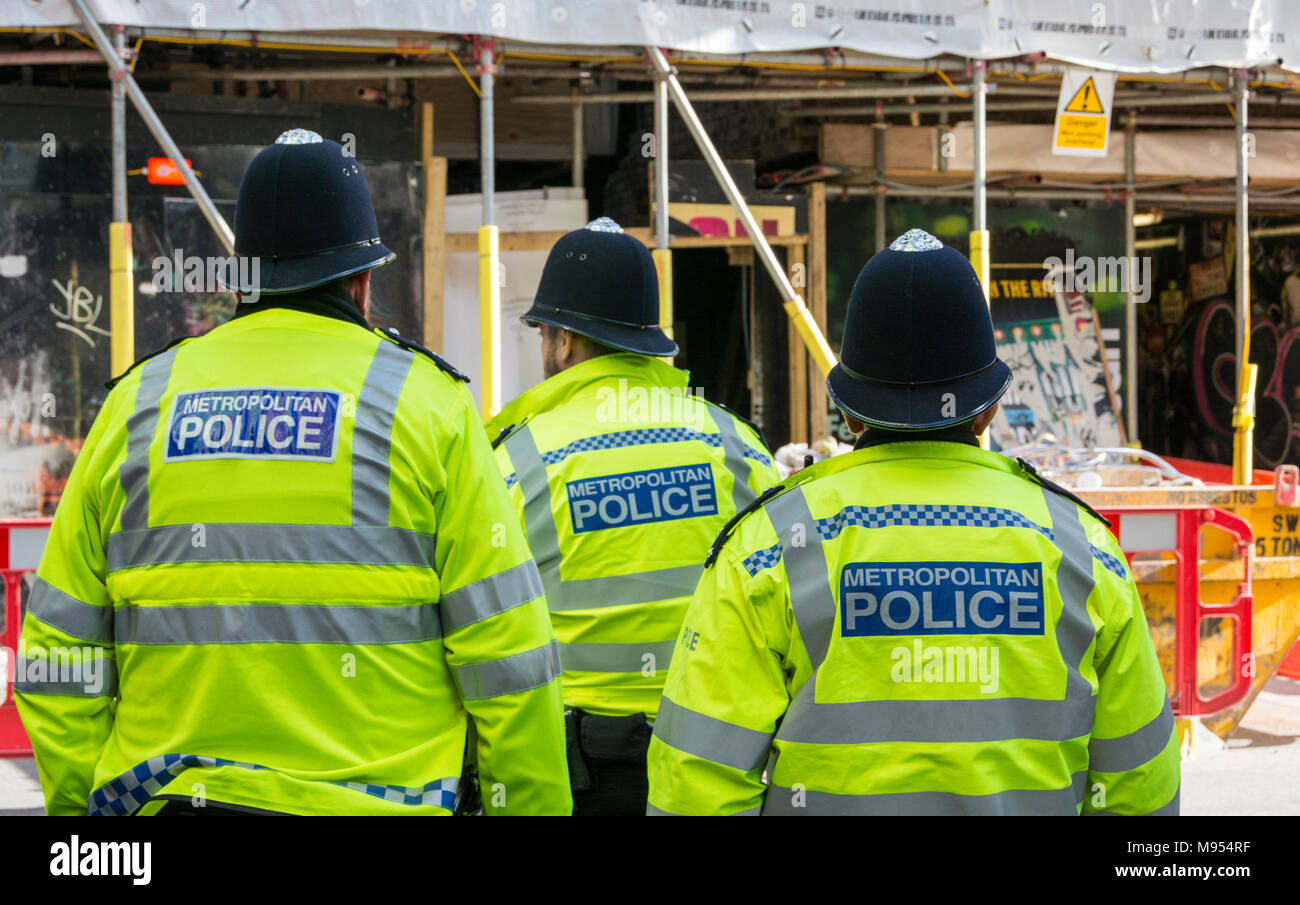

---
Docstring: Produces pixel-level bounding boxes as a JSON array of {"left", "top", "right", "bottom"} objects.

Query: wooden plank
[
  {"left": 420, "top": 99, "right": 434, "bottom": 160},
  {"left": 446, "top": 229, "right": 575, "bottom": 253},
  {"left": 420, "top": 101, "right": 447, "bottom": 353},
  {"left": 668, "top": 234, "right": 808, "bottom": 248},
  {"left": 807, "top": 181, "right": 829, "bottom": 442},
  {"left": 787, "top": 243, "right": 808, "bottom": 443},
  {"left": 402, "top": 76, "right": 578, "bottom": 161}
]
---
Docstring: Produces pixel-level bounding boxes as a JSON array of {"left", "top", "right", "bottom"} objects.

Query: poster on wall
[{"left": 987, "top": 262, "right": 1124, "bottom": 452}]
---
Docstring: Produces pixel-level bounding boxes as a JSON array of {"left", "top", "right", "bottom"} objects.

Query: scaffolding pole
[
  {"left": 652, "top": 63, "right": 674, "bottom": 354},
  {"left": 969, "top": 59, "right": 989, "bottom": 302},
  {"left": 109, "top": 24, "right": 132, "bottom": 377},
  {"left": 478, "top": 38, "right": 501, "bottom": 420},
  {"left": 1233, "top": 71, "right": 1256, "bottom": 484},
  {"left": 969, "top": 59, "right": 992, "bottom": 449},
  {"left": 1125, "top": 109, "right": 1138, "bottom": 447},
  {"left": 645, "top": 46, "right": 836, "bottom": 376},
  {"left": 873, "top": 114, "right": 886, "bottom": 252},
  {"left": 571, "top": 89, "right": 584, "bottom": 190},
  {"left": 72, "top": 0, "right": 234, "bottom": 254}
]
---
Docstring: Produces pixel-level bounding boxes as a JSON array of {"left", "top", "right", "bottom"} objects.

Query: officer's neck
[
  {"left": 854, "top": 424, "right": 980, "bottom": 450},
  {"left": 232, "top": 282, "right": 369, "bottom": 330}
]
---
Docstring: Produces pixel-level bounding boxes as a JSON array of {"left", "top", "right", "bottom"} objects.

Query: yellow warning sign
[
  {"left": 1064, "top": 77, "right": 1105, "bottom": 114},
  {"left": 1055, "top": 114, "right": 1109, "bottom": 151},
  {"left": 1052, "top": 68, "right": 1116, "bottom": 158}
]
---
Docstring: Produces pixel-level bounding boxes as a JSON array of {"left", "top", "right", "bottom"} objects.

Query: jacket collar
[
  {"left": 486, "top": 353, "right": 690, "bottom": 437},
  {"left": 853, "top": 424, "right": 980, "bottom": 450},
  {"left": 230, "top": 283, "right": 370, "bottom": 330},
  {"left": 785, "top": 433, "right": 1022, "bottom": 493}
]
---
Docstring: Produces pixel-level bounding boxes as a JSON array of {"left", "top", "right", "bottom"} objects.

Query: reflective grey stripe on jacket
[
  {"left": 116, "top": 601, "right": 443, "bottom": 645},
  {"left": 762, "top": 485, "right": 1100, "bottom": 815},
  {"left": 12, "top": 652, "right": 118, "bottom": 698},
  {"left": 24, "top": 578, "right": 113, "bottom": 645},
  {"left": 705, "top": 405, "right": 757, "bottom": 512},
  {"left": 653, "top": 696, "right": 773, "bottom": 772},
  {"left": 108, "top": 524, "right": 436, "bottom": 571},
  {"left": 440, "top": 560, "right": 544, "bottom": 634},
  {"left": 503, "top": 424, "right": 708, "bottom": 619},
  {"left": 452, "top": 640, "right": 562, "bottom": 699},
  {"left": 118, "top": 347, "right": 181, "bottom": 532},
  {"left": 763, "top": 772, "right": 1090, "bottom": 816},
  {"left": 556, "top": 639, "right": 676, "bottom": 674},
  {"left": 1087, "top": 700, "right": 1176, "bottom": 774},
  {"left": 351, "top": 338, "right": 414, "bottom": 525}
]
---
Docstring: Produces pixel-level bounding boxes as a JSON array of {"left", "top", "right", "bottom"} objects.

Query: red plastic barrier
[
  {"left": 0, "top": 519, "right": 51, "bottom": 757},
  {"left": 1097, "top": 506, "right": 1254, "bottom": 717}
]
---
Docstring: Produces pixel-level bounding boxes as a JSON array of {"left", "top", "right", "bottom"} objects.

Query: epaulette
[
  {"left": 377, "top": 327, "right": 470, "bottom": 383},
  {"left": 490, "top": 422, "right": 518, "bottom": 450},
  {"left": 705, "top": 399, "right": 770, "bottom": 453},
  {"left": 104, "top": 335, "right": 191, "bottom": 391},
  {"left": 702, "top": 448, "right": 889, "bottom": 568},
  {"left": 1016, "top": 458, "right": 1112, "bottom": 528},
  {"left": 705, "top": 483, "right": 785, "bottom": 568}
]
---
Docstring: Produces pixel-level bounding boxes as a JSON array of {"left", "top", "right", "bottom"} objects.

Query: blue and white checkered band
[
  {"left": 890, "top": 228, "right": 944, "bottom": 252},
  {"left": 585, "top": 217, "right": 624, "bottom": 233},
  {"left": 275, "top": 128, "right": 324, "bottom": 145}
]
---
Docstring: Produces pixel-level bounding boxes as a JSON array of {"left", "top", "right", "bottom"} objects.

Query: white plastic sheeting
[{"left": 9, "top": 0, "right": 1300, "bottom": 73}]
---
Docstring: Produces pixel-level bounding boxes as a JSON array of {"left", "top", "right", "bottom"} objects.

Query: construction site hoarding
[{"left": 5, "top": 0, "right": 1300, "bottom": 73}]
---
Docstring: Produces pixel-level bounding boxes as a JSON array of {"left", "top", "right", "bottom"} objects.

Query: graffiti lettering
[{"left": 49, "top": 277, "right": 110, "bottom": 349}]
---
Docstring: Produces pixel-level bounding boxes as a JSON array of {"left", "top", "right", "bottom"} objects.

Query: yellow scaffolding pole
[
  {"left": 478, "top": 224, "right": 501, "bottom": 420},
  {"left": 109, "top": 222, "right": 134, "bottom": 375}
]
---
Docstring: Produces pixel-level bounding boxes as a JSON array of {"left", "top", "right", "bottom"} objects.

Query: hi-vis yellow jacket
[
  {"left": 647, "top": 439, "right": 1180, "bottom": 815},
  {"left": 487, "top": 354, "right": 780, "bottom": 720},
  {"left": 15, "top": 305, "right": 571, "bottom": 816}
]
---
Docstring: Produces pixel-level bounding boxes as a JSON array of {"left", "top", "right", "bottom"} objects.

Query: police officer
[
  {"left": 486, "top": 218, "right": 780, "bottom": 816},
  {"left": 646, "top": 229, "right": 1180, "bottom": 816},
  {"left": 15, "top": 129, "right": 570, "bottom": 815}
]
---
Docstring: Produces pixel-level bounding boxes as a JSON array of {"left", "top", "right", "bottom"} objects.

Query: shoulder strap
[
  {"left": 1016, "top": 458, "right": 1112, "bottom": 528},
  {"left": 105, "top": 335, "right": 190, "bottom": 390},
  {"left": 491, "top": 422, "right": 520, "bottom": 450},
  {"left": 705, "top": 483, "right": 785, "bottom": 569},
  {"left": 705, "top": 400, "right": 770, "bottom": 453},
  {"left": 376, "top": 327, "right": 470, "bottom": 383}
]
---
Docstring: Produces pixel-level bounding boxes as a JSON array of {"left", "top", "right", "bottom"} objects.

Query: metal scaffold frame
[{"left": 58, "top": 12, "right": 1270, "bottom": 472}]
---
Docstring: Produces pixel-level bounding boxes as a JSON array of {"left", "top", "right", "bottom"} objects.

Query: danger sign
[{"left": 1052, "top": 68, "right": 1116, "bottom": 158}]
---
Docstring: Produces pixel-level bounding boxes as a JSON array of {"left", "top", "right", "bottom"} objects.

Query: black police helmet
[
  {"left": 827, "top": 228, "right": 1011, "bottom": 430},
  {"left": 521, "top": 217, "right": 678, "bottom": 358},
  {"left": 226, "top": 129, "right": 395, "bottom": 295}
]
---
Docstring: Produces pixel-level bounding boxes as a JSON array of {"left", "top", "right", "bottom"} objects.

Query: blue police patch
[
  {"left": 566, "top": 463, "right": 718, "bottom": 534},
  {"left": 164, "top": 387, "right": 342, "bottom": 463},
  {"left": 840, "top": 561, "right": 1045, "bottom": 637}
]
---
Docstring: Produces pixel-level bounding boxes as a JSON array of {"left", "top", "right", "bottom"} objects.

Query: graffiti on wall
[{"left": 1188, "top": 300, "right": 1300, "bottom": 468}]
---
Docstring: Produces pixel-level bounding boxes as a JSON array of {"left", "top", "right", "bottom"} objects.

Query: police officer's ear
[
  {"left": 841, "top": 411, "right": 866, "bottom": 435},
  {"left": 350, "top": 270, "right": 371, "bottom": 317},
  {"left": 972, "top": 401, "right": 1000, "bottom": 436}
]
